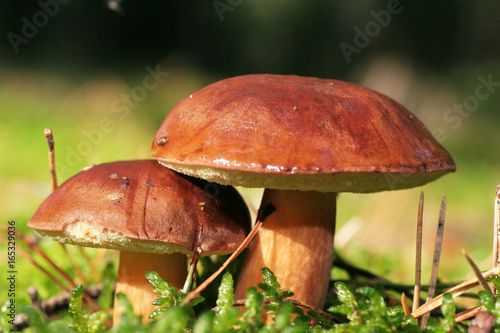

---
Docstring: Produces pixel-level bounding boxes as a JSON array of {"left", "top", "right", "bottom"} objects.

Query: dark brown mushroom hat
[
  {"left": 28, "top": 160, "right": 251, "bottom": 255},
  {"left": 151, "top": 74, "right": 455, "bottom": 193}
]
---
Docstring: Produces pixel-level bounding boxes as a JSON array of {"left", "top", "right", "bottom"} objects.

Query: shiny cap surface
[
  {"left": 28, "top": 160, "right": 251, "bottom": 254},
  {"left": 152, "top": 74, "right": 455, "bottom": 192}
]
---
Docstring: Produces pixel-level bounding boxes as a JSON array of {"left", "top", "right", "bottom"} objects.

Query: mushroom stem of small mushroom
[
  {"left": 113, "top": 251, "right": 187, "bottom": 326},
  {"left": 235, "top": 190, "right": 337, "bottom": 309}
]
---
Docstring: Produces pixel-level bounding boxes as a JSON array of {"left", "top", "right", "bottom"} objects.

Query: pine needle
[
  {"left": 454, "top": 306, "right": 482, "bottom": 323},
  {"left": 462, "top": 249, "right": 493, "bottom": 295},
  {"left": 59, "top": 243, "right": 86, "bottom": 285},
  {"left": 0, "top": 232, "right": 69, "bottom": 292},
  {"left": 421, "top": 195, "right": 447, "bottom": 327},
  {"left": 401, "top": 293, "right": 410, "bottom": 316},
  {"left": 17, "top": 230, "right": 77, "bottom": 289},
  {"left": 181, "top": 203, "right": 276, "bottom": 306},
  {"left": 14, "top": 229, "right": 100, "bottom": 311},
  {"left": 412, "top": 265, "right": 500, "bottom": 318},
  {"left": 413, "top": 191, "right": 424, "bottom": 313}
]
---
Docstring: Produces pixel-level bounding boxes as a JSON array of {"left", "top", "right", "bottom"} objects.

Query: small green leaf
[
  {"left": 440, "top": 293, "right": 456, "bottom": 330},
  {"left": 489, "top": 275, "right": 500, "bottom": 291},
  {"left": 259, "top": 267, "right": 294, "bottom": 303},
  {"left": 149, "top": 306, "right": 169, "bottom": 320},
  {"left": 479, "top": 290, "right": 495, "bottom": 312},
  {"left": 334, "top": 282, "right": 357, "bottom": 307},
  {"left": 68, "top": 285, "right": 108, "bottom": 333},
  {"left": 214, "top": 273, "right": 240, "bottom": 331},
  {"left": 243, "top": 287, "right": 264, "bottom": 328},
  {"left": 356, "top": 286, "right": 386, "bottom": 315},
  {"left": 146, "top": 270, "right": 205, "bottom": 321},
  {"left": 215, "top": 272, "right": 235, "bottom": 318},
  {"left": 86, "top": 310, "right": 109, "bottom": 333},
  {"left": 152, "top": 297, "right": 174, "bottom": 307},
  {"left": 69, "top": 285, "right": 86, "bottom": 332},
  {"left": 145, "top": 271, "right": 179, "bottom": 300},
  {"left": 333, "top": 282, "right": 360, "bottom": 324},
  {"left": 189, "top": 295, "right": 205, "bottom": 308},
  {"left": 261, "top": 267, "right": 281, "bottom": 289}
]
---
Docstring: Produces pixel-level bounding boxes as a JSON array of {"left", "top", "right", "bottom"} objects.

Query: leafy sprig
[
  {"left": 68, "top": 285, "right": 108, "bottom": 333},
  {"left": 144, "top": 270, "right": 204, "bottom": 320},
  {"left": 12, "top": 267, "right": 491, "bottom": 332}
]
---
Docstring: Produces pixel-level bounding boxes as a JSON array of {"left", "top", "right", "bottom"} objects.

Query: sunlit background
[{"left": 1, "top": 1, "right": 499, "bottom": 307}]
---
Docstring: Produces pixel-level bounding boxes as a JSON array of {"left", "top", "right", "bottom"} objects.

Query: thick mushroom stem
[
  {"left": 113, "top": 251, "right": 187, "bottom": 326},
  {"left": 235, "top": 190, "right": 337, "bottom": 308}
]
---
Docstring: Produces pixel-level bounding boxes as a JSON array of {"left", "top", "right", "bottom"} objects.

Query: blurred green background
[{"left": 1, "top": 0, "right": 499, "bottom": 308}]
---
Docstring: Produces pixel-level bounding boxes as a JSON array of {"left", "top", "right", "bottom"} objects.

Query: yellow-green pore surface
[{"left": 152, "top": 74, "right": 456, "bottom": 192}]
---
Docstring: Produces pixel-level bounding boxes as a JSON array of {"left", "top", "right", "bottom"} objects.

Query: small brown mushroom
[
  {"left": 151, "top": 74, "right": 456, "bottom": 309},
  {"left": 28, "top": 160, "right": 250, "bottom": 325}
]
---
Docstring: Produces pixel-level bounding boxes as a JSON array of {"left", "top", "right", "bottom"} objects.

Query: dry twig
[{"left": 44, "top": 128, "right": 58, "bottom": 191}]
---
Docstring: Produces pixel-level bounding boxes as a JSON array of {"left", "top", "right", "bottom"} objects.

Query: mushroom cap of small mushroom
[{"left": 28, "top": 160, "right": 250, "bottom": 255}]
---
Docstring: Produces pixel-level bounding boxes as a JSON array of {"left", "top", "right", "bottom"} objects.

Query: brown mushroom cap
[
  {"left": 151, "top": 74, "right": 455, "bottom": 193},
  {"left": 28, "top": 160, "right": 250, "bottom": 255}
]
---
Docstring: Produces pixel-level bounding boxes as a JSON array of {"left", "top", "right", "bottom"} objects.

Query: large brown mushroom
[
  {"left": 151, "top": 74, "right": 456, "bottom": 308},
  {"left": 28, "top": 160, "right": 250, "bottom": 324}
]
